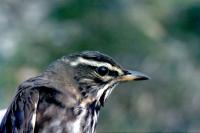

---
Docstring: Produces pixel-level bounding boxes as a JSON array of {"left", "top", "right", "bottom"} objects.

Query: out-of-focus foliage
[{"left": 1, "top": 0, "right": 200, "bottom": 132}]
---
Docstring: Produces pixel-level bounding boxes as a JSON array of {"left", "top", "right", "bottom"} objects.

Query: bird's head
[
  {"left": 49, "top": 51, "right": 150, "bottom": 106},
  {"left": 65, "top": 51, "right": 150, "bottom": 106}
]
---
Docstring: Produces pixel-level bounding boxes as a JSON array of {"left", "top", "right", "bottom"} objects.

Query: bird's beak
[{"left": 119, "top": 70, "right": 150, "bottom": 82}]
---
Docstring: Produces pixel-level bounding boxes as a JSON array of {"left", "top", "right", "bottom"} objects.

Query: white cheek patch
[{"left": 70, "top": 57, "right": 123, "bottom": 75}]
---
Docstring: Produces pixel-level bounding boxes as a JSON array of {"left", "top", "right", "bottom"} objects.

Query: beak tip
[{"left": 135, "top": 76, "right": 151, "bottom": 81}]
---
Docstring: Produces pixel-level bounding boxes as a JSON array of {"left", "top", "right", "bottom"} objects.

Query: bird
[{"left": 0, "top": 51, "right": 150, "bottom": 133}]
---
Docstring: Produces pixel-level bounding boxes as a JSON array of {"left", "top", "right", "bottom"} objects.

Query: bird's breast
[
  {"left": 66, "top": 104, "right": 100, "bottom": 133},
  {"left": 35, "top": 102, "right": 100, "bottom": 133}
]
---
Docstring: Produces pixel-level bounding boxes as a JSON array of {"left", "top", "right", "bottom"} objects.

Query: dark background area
[{"left": 1, "top": 0, "right": 200, "bottom": 132}]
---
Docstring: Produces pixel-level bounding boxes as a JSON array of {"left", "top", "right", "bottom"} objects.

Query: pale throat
[{"left": 96, "top": 82, "right": 118, "bottom": 103}]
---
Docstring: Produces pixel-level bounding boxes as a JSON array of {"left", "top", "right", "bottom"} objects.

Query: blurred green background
[{"left": 1, "top": 0, "right": 200, "bottom": 132}]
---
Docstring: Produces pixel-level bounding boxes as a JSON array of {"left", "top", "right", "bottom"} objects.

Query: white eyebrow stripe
[{"left": 70, "top": 57, "right": 123, "bottom": 74}]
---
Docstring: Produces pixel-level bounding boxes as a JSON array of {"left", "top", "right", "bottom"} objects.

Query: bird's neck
[
  {"left": 43, "top": 60, "right": 83, "bottom": 101},
  {"left": 76, "top": 97, "right": 101, "bottom": 133}
]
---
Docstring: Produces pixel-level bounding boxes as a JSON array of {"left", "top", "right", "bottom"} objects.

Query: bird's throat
[{"left": 96, "top": 82, "right": 118, "bottom": 107}]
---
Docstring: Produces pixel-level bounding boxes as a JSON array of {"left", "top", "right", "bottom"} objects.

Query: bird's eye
[{"left": 96, "top": 66, "right": 109, "bottom": 76}]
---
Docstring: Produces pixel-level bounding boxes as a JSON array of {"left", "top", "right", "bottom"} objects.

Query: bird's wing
[{"left": 0, "top": 87, "right": 39, "bottom": 133}]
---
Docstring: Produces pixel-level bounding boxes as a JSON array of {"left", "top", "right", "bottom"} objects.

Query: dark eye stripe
[{"left": 108, "top": 70, "right": 119, "bottom": 77}]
